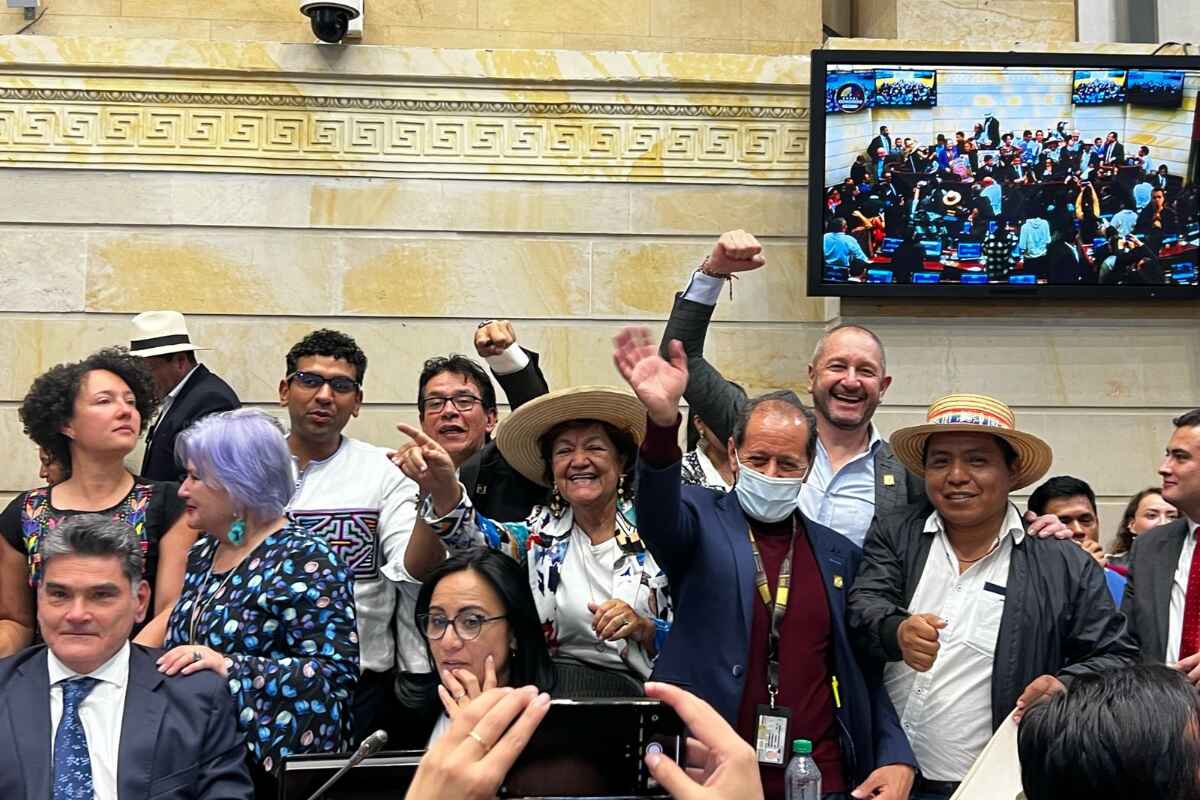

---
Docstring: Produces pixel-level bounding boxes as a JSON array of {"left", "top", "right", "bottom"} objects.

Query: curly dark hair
[
  {"left": 285, "top": 329, "right": 368, "bottom": 384},
  {"left": 19, "top": 348, "right": 158, "bottom": 469}
]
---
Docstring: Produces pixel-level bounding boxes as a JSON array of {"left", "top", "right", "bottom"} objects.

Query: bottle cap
[{"left": 793, "top": 739, "right": 812, "bottom": 755}]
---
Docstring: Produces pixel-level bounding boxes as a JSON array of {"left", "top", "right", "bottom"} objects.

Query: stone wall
[{"left": 0, "top": 0, "right": 821, "bottom": 54}]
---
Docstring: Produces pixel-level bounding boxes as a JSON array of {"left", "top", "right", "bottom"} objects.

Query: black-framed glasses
[
  {"left": 421, "top": 394, "right": 483, "bottom": 415},
  {"left": 287, "top": 371, "right": 359, "bottom": 395},
  {"left": 418, "top": 610, "right": 506, "bottom": 641}
]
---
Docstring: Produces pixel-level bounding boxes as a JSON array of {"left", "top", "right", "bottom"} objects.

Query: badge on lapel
[
  {"left": 833, "top": 575, "right": 844, "bottom": 589},
  {"left": 883, "top": 473, "right": 895, "bottom": 486}
]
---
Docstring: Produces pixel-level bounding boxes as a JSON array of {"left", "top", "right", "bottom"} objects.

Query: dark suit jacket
[
  {"left": 1120, "top": 517, "right": 1191, "bottom": 662},
  {"left": 0, "top": 644, "right": 252, "bottom": 799},
  {"left": 459, "top": 348, "right": 550, "bottom": 522},
  {"left": 141, "top": 364, "right": 240, "bottom": 482},
  {"left": 660, "top": 292, "right": 924, "bottom": 519},
  {"left": 637, "top": 457, "right": 917, "bottom": 785}
]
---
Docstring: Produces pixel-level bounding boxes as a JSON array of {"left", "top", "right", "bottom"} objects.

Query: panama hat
[
  {"left": 495, "top": 386, "right": 647, "bottom": 487},
  {"left": 129, "top": 311, "right": 208, "bottom": 358},
  {"left": 940, "top": 190, "right": 963, "bottom": 208},
  {"left": 889, "top": 394, "right": 1052, "bottom": 490}
]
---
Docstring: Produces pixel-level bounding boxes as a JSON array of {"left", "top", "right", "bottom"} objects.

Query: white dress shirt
[
  {"left": 48, "top": 641, "right": 131, "bottom": 800},
  {"left": 150, "top": 363, "right": 200, "bottom": 434},
  {"left": 1165, "top": 516, "right": 1200, "bottom": 665},
  {"left": 884, "top": 504, "right": 1025, "bottom": 782}
]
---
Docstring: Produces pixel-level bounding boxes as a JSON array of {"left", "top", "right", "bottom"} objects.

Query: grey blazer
[
  {"left": 1120, "top": 517, "right": 1192, "bottom": 662},
  {"left": 659, "top": 291, "right": 924, "bottom": 519}
]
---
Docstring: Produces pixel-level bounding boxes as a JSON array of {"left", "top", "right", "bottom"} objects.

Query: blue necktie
[{"left": 53, "top": 677, "right": 100, "bottom": 800}]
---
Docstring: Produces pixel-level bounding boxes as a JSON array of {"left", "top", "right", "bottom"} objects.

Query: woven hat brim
[
  {"left": 890, "top": 423, "right": 1053, "bottom": 491},
  {"left": 495, "top": 386, "right": 648, "bottom": 487}
]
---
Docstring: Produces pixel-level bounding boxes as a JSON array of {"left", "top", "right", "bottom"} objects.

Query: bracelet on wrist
[{"left": 697, "top": 256, "right": 737, "bottom": 299}]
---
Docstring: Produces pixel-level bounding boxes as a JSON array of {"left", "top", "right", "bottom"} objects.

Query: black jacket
[
  {"left": 459, "top": 348, "right": 550, "bottom": 522},
  {"left": 659, "top": 292, "right": 925, "bottom": 518},
  {"left": 1120, "top": 517, "right": 1191, "bottom": 663},
  {"left": 847, "top": 503, "right": 1139, "bottom": 731},
  {"left": 141, "top": 364, "right": 240, "bottom": 482}
]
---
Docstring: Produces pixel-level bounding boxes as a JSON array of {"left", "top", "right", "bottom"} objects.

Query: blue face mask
[{"left": 733, "top": 454, "right": 805, "bottom": 523}]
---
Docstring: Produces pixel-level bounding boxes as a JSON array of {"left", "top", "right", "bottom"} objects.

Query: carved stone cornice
[{"left": 0, "top": 36, "right": 810, "bottom": 183}]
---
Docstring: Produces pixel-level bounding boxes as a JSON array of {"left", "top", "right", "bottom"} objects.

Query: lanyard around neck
[{"left": 745, "top": 517, "right": 799, "bottom": 706}]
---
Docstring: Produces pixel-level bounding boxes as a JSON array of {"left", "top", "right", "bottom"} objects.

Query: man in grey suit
[
  {"left": 658, "top": 229, "right": 925, "bottom": 546},
  {"left": 1121, "top": 408, "right": 1200, "bottom": 682},
  {"left": 0, "top": 515, "right": 252, "bottom": 799}
]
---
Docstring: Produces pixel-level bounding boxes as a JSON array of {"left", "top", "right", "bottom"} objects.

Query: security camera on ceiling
[{"left": 299, "top": 0, "right": 363, "bottom": 44}]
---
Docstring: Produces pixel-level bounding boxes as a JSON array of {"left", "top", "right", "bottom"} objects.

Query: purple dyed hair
[{"left": 175, "top": 408, "right": 294, "bottom": 521}]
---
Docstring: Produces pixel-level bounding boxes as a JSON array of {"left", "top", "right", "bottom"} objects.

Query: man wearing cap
[
  {"left": 616, "top": 326, "right": 917, "bottom": 800},
  {"left": 1119, "top": 409, "right": 1200, "bottom": 685},
  {"left": 129, "top": 311, "right": 240, "bottom": 482},
  {"left": 847, "top": 394, "right": 1137, "bottom": 799}
]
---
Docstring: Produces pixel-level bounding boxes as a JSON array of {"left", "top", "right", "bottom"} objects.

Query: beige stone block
[
  {"left": 43, "top": 0, "right": 121, "bottom": 14},
  {"left": 743, "top": 0, "right": 822, "bottom": 45},
  {"left": 852, "top": 0, "right": 899, "bottom": 38},
  {"left": 341, "top": 238, "right": 591, "bottom": 318},
  {"left": 861, "top": 321, "right": 1200, "bottom": 409},
  {"left": 650, "top": 0, "right": 743, "bottom": 39},
  {"left": 0, "top": 408, "right": 41, "bottom": 496},
  {"left": 85, "top": 231, "right": 339, "bottom": 315},
  {"left": 747, "top": 40, "right": 824, "bottom": 56},
  {"left": 481, "top": 0, "right": 651, "bottom": 35},
  {"left": 0, "top": 316, "right": 130, "bottom": 403},
  {"left": 629, "top": 186, "right": 805, "bottom": 236},
  {"left": 369, "top": 26, "right": 564, "bottom": 48},
  {"left": 559, "top": 33, "right": 663, "bottom": 51},
  {"left": 364, "top": 0, "right": 477, "bottom": 28},
  {"left": 438, "top": 182, "right": 631, "bottom": 235},
  {"left": 0, "top": 230, "right": 88, "bottom": 313},
  {"left": 0, "top": 171, "right": 174, "bottom": 225},
  {"left": 893, "top": 0, "right": 976, "bottom": 40},
  {"left": 122, "top": 0, "right": 192, "bottom": 18},
  {"left": 975, "top": 0, "right": 1077, "bottom": 41},
  {"left": 168, "top": 173, "right": 312, "bottom": 228},
  {"left": 190, "top": 0, "right": 298, "bottom": 22},
  {"left": 210, "top": 20, "right": 316, "bottom": 43},
  {"left": 32, "top": 15, "right": 211, "bottom": 38},
  {"left": 591, "top": 240, "right": 826, "bottom": 322}
]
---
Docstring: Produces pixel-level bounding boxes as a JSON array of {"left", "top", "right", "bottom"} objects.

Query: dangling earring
[
  {"left": 549, "top": 488, "right": 564, "bottom": 518},
  {"left": 617, "top": 474, "right": 628, "bottom": 505},
  {"left": 227, "top": 518, "right": 246, "bottom": 546}
]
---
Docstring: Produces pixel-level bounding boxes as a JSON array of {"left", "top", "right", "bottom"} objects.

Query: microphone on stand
[{"left": 302, "top": 730, "right": 389, "bottom": 800}]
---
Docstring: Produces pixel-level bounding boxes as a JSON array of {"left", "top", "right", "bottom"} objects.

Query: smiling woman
[
  {"left": 0, "top": 348, "right": 194, "bottom": 658},
  {"left": 398, "top": 386, "right": 672, "bottom": 685}
]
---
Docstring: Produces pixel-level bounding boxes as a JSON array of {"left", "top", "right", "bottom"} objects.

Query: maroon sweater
[{"left": 640, "top": 415, "right": 845, "bottom": 797}]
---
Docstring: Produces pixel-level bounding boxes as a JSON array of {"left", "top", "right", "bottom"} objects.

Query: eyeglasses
[
  {"left": 287, "top": 371, "right": 359, "bottom": 395},
  {"left": 421, "top": 394, "right": 483, "bottom": 415},
  {"left": 418, "top": 610, "right": 506, "bottom": 641}
]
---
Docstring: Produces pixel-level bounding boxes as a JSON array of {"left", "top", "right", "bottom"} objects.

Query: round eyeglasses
[{"left": 418, "top": 610, "right": 506, "bottom": 641}]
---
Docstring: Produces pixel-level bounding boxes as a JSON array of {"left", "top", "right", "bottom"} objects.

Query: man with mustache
[
  {"left": 412, "top": 320, "right": 550, "bottom": 523},
  {"left": 279, "top": 328, "right": 420, "bottom": 746}
]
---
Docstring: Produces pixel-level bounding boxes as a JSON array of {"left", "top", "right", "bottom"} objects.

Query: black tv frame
[{"left": 808, "top": 49, "right": 1200, "bottom": 300}]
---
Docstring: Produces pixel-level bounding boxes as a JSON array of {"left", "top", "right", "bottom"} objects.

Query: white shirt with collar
[
  {"left": 48, "top": 641, "right": 131, "bottom": 800},
  {"left": 1165, "top": 516, "right": 1200, "bottom": 665},
  {"left": 884, "top": 503, "right": 1025, "bottom": 782},
  {"left": 151, "top": 363, "right": 200, "bottom": 433},
  {"left": 681, "top": 270, "right": 884, "bottom": 546}
]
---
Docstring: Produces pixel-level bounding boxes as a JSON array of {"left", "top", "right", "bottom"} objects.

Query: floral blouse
[
  {"left": 163, "top": 523, "right": 359, "bottom": 774},
  {"left": 422, "top": 495, "right": 672, "bottom": 679}
]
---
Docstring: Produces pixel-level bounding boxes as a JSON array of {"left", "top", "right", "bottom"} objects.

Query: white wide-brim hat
[
  {"left": 129, "top": 310, "right": 208, "bottom": 357},
  {"left": 890, "top": 393, "right": 1053, "bottom": 491},
  {"left": 495, "top": 386, "right": 647, "bottom": 487}
]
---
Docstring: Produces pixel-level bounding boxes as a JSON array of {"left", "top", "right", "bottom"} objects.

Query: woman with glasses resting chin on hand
[
  {"left": 413, "top": 548, "right": 556, "bottom": 744},
  {"left": 396, "top": 386, "right": 672, "bottom": 682}
]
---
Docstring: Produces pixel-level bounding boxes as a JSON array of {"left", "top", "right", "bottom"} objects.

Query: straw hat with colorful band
[
  {"left": 889, "top": 393, "right": 1053, "bottom": 491},
  {"left": 495, "top": 386, "right": 647, "bottom": 487},
  {"left": 129, "top": 310, "right": 208, "bottom": 358}
]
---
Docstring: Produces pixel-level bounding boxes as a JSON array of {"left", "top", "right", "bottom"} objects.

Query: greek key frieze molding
[{"left": 0, "top": 86, "right": 809, "bottom": 182}]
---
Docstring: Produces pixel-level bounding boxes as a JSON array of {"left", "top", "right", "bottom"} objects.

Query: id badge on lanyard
[{"left": 747, "top": 524, "right": 796, "bottom": 766}]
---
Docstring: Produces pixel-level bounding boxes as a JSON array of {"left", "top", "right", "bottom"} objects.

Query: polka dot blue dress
[{"left": 164, "top": 523, "right": 360, "bottom": 773}]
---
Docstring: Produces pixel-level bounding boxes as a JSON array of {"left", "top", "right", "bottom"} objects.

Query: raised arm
[
  {"left": 475, "top": 320, "right": 549, "bottom": 411},
  {"left": 393, "top": 423, "right": 466, "bottom": 580},
  {"left": 659, "top": 231, "right": 764, "bottom": 444}
]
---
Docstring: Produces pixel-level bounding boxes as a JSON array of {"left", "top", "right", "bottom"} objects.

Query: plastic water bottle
[{"left": 785, "top": 739, "right": 822, "bottom": 800}]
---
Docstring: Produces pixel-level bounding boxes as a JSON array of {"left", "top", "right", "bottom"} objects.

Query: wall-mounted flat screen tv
[
  {"left": 874, "top": 69, "right": 938, "bottom": 108},
  {"left": 826, "top": 70, "right": 877, "bottom": 114},
  {"left": 1072, "top": 69, "right": 1127, "bottom": 105},
  {"left": 809, "top": 50, "right": 1199, "bottom": 299},
  {"left": 1127, "top": 69, "right": 1186, "bottom": 108}
]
